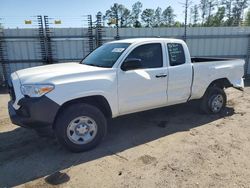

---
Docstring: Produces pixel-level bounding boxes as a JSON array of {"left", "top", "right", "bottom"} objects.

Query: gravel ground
[{"left": 0, "top": 84, "right": 250, "bottom": 188}]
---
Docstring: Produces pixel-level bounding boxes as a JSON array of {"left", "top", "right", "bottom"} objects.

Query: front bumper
[{"left": 8, "top": 96, "right": 60, "bottom": 129}]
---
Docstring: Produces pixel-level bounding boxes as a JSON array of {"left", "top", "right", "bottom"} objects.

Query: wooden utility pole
[{"left": 184, "top": 0, "right": 188, "bottom": 42}]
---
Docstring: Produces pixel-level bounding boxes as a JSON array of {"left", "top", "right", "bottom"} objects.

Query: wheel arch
[
  {"left": 200, "top": 78, "right": 231, "bottom": 99},
  {"left": 207, "top": 78, "right": 232, "bottom": 89},
  {"left": 53, "top": 95, "right": 112, "bottom": 129}
]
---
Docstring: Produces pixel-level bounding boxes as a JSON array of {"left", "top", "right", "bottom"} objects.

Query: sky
[{"left": 0, "top": 0, "right": 199, "bottom": 28}]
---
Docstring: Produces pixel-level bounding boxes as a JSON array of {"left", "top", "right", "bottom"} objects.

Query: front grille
[{"left": 8, "top": 81, "right": 16, "bottom": 102}]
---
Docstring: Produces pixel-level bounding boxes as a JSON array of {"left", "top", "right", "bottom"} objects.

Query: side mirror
[{"left": 121, "top": 58, "right": 142, "bottom": 71}]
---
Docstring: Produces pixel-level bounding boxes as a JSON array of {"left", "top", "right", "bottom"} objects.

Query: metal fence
[{"left": 0, "top": 26, "right": 250, "bottom": 84}]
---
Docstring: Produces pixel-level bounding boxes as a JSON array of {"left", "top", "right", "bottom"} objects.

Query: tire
[
  {"left": 200, "top": 86, "right": 227, "bottom": 114},
  {"left": 54, "top": 103, "right": 107, "bottom": 152}
]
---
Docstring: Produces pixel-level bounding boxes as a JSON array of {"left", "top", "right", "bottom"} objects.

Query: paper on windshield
[{"left": 112, "top": 48, "right": 125, "bottom": 53}]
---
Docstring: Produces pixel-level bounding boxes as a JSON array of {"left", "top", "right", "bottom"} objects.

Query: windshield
[{"left": 81, "top": 43, "right": 131, "bottom": 68}]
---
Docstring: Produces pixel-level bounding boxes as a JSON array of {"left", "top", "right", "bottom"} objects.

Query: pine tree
[
  {"left": 105, "top": 3, "right": 132, "bottom": 28},
  {"left": 232, "top": 0, "right": 248, "bottom": 26},
  {"left": 244, "top": 9, "right": 250, "bottom": 26},
  {"left": 223, "top": 0, "right": 234, "bottom": 26},
  {"left": 154, "top": 7, "right": 162, "bottom": 27},
  {"left": 210, "top": 6, "right": 226, "bottom": 26},
  {"left": 191, "top": 5, "right": 199, "bottom": 26},
  {"left": 200, "top": 0, "right": 209, "bottom": 25},
  {"left": 162, "top": 6, "right": 176, "bottom": 26},
  {"left": 206, "top": 0, "right": 217, "bottom": 26},
  {"left": 131, "top": 1, "right": 143, "bottom": 27},
  {"left": 141, "top": 9, "right": 155, "bottom": 27}
]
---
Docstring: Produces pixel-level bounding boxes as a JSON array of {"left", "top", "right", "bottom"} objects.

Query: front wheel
[
  {"left": 200, "top": 86, "right": 227, "bottom": 114},
  {"left": 55, "top": 103, "right": 107, "bottom": 152}
]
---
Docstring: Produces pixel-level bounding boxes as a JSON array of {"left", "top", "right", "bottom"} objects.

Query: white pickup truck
[{"left": 8, "top": 38, "right": 245, "bottom": 152}]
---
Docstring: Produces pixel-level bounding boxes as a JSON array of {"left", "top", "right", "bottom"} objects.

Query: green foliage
[
  {"left": 131, "top": 1, "right": 143, "bottom": 27},
  {"left": 231, "top": 0, "right": 248, "bottom": 26},
  {"left": 101, "top": 0, "right": 250, "bottom": 28},
  {"left": 223, "top": 0, "right": 234, "bottom": 25},
  {"left": 208, "top": 7, "right": 226, "bottom": 26},
  {"left": 200, "top": 0, "right": 209, "bottom": 24},
  {"left": 104, "top": 3, "right": 131, "bottom": 27},
  {"left": 162, "top": 6, "right": 176, "bottom": 26},
  {"left": 222, "top": 0, "right": 248, "bottom": 26},
  {"left": 141, "top": 9, "right": 155, "bottom": 27},
  {"left": 190, "top": 5, "right": 199, "bottom": 26},
  {"left": 153, "top": 7, "right": 162, "bottom": 27},
  {"left": 245, "top": 9, "right": 250, "bottom": 26}
]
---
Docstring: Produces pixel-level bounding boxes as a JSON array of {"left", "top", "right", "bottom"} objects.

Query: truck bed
[{"left": 190, "top": 58, "right": 245, "bottom": 100}]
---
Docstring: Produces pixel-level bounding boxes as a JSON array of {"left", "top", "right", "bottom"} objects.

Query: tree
[
  {"left": 104, "top": 3, "right": 120, "bottom": 27},
  {"left": 209, "top": 6, "right": 226, "bottom": 26},
  {"left": 200, "top": 0, "right": 209, "bottom": 25},
  {"left": 141, "top": 9, "right": 155, "bottom": 27},
  {"left": 244, "top": 9, "right": 250, "bottom": 26},
  {"left": 162, "top": 6, "right": 176, "bottom": 26},
  {"left": 131, "top": 1, "right": 143, "bottom": 27},
  {"left": 190, "top": 5, "right": 199, "bottom": 26},
  {"left": 222, "top": 0, "right": 234, "bottom": 26},
  {"left": 206, "top": 0, "right": 217, "bottom": 26},
  {"left": 153, "top": 7, "right": 162, "bottom": 27},
  {"left": 231, "top": 0, "right": 248, "bottom": 26},
  {"left": 190, "top": 7, "right": 193, "bottom": 25},
  {"left": 120, "top": 8, "right": 131, "bottom": 27},
  {"left": 104, "top": 3, "right": 132, "bottom": 28},
  {"left": 173, "top": 21, "right": 182, "bottom": 27}
]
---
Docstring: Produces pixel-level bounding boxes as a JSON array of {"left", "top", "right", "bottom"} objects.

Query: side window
[
  {"left": 126, "top": 43, "right": 163, "bottom": 69},
  {"left": 167, "top": 43, "right": 185, "bottom": 66}
]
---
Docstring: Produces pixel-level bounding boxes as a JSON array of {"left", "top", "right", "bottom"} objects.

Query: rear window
[{"left": 167, "top": 43, "right": 185, "bottom": 66}]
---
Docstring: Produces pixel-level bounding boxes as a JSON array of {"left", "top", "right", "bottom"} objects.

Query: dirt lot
[{"left": 1, "top": 83, "right": 250, "bottom": 188}]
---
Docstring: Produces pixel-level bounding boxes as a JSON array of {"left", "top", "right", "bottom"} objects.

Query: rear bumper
[
  {"left": 232, "top": 78, "right": 244, "bottom": 91},
  {"left": 8, "top": 96, "right": 60, "bottom": 129}
]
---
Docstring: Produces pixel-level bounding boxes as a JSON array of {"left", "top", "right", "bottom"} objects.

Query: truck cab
[{"left": 114, "top": 39, "right": 193, "bottom": 114}]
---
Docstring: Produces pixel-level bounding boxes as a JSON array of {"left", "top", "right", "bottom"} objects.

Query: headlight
[{"left": 21, "top": 84, "right": 54, "bottom": 97}]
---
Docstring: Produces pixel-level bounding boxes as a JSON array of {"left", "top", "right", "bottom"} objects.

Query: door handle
[{"left": 155, "top": 74, "right": 167, "bottom": 78}]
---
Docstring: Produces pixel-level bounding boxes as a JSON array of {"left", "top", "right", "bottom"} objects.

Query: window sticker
[{"left": 112, "top": 48, "right": 125, "bottom": 53}]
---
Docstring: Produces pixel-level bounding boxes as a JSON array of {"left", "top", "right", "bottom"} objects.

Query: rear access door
[{"left": 166, "top": 42, "right": 193, "bottom": 105}]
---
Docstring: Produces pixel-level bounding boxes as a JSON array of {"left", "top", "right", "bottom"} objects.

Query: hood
[{"left": 15, "top": 62, "right": 109, "bottom": 84}]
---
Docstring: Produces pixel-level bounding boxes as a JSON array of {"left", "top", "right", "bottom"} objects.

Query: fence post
[
  {"left": 44, "top": 16, "right": 54, "bottom": 64},
  {"left": 37, "top": 15, "right": 47, "bottom": 65},
  {"left": 115, "top": 12, "right": 120, "bottom": 40},
  {"left": 0, "top": 26, "right": 8, "bottom": 85},
  {"left": 87, "top": 15, "right": 94, "bottom": 53},
  {"left": 183, "top": 0, "right": 188, "bottom": 42},
  {"left": 96, "top": 12, "right": 104, "bottom": 47},
  {"left": 246, "top": 34, "right": 250, "bottom": 77}
]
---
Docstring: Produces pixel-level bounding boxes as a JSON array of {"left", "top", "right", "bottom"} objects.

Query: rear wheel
[
  {"left": 55, "top": 103, "right": 107, "bottom": 152},
  {"left": 200, "top": 86, "right": 227, "bottom": 114}
]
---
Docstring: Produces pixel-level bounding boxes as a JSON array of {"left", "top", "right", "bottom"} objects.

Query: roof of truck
[{"left": 110, "top": 38, "right": 183, "bottom": 44}]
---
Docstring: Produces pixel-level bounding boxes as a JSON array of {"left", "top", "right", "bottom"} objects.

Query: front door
[{"left": 118, "top": 43, "right": 168, "bottom": 115}]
